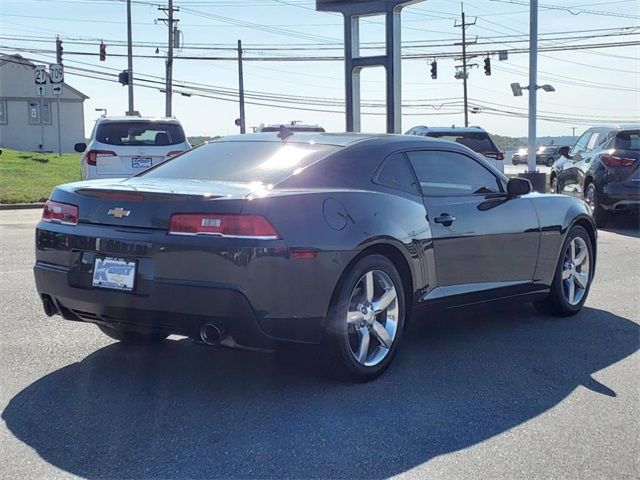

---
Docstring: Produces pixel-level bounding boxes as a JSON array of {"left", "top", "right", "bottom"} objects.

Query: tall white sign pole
[{"left": 527, "top": 0, "right": 538, "bottom": 173}]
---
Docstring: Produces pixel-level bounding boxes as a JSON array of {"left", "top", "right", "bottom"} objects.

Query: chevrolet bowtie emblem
[{"left": 107, "top": 207, "right": 131, "bottom": 219}]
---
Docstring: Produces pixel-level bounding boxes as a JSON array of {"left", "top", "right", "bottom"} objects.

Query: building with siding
[{"left": 0, "top": 54, "right": 88, "bottom": 153}]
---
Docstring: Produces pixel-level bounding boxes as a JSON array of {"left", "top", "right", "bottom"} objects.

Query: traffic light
[
  {"left": 118, "top": 70, "right": 129, "bottom": 86},
  {"left": 99, "top": 42, "right": 106, "bottom": 61},
  {"left": 430, "top": 60, "right": 437, "bottom": 80},
  {"left": 55, "top": 37, "right": 63, "bottom": 65},
  {"left": 484, "top": 57, "right": 491, "bottom": 76}
]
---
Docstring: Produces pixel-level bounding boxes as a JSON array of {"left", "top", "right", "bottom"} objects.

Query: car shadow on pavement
[
  {"left": 3, "top": 305, "right": 639, "bottom": 479},
  {"left": 601, "top": 214, "right": 640, "bottom": 238}
]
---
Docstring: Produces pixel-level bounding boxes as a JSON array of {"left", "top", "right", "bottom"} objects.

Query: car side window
[
  {"left": 586, "top": 132, "right": 601, "bottom": 151},
  {"left": 571, "top": 132, "right": 591, "bottom": 155},
  {"left": 406, "top": 150, "right": 503, "bottom": 196},
  {"left": 374, "top": 152, "right": 420, "bottom": 195}
]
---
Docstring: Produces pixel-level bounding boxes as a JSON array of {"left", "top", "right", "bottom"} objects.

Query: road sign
[
  {"left": 49, "top": 64, "right": 64, "bottom": 84},
  {"left": 35, "top": 65, "right": 47, "bottom": 84},
  {"left": 36, "top": 85, "right": 46, "bottom": 96},
  {"left": 52, "top": 84, "right": 62, "bottom": 96}
]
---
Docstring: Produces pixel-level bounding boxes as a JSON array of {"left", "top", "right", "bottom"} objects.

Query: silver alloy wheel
[
  {"left": 562, "top": 237, "right": 590, "bottom": 306},
  {"left": 346, "top": 270, "right": 399, "bottom": 367},
  {"left": 585, "top": 184, "right": 596, "bottom": 214}
]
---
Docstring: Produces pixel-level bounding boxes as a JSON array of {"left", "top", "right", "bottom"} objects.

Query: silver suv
[{"left": 75, "top": 116, "right": 190, "bottom": 180}]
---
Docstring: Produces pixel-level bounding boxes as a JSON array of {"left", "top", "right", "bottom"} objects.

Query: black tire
[
  {"left": 546, "top": 157, "right": 555, "bottom": 167},
  {"left": 97, "top": 324, "right": 168, "bottom": 344},
  {"left": 550, "top": 175, "right": 559, "bottom": 194},
  {"left": 585, "top": 182, "right": 609, "bottom": 228},
  {"left": 323, "top": 254, "right": 406, "bottom": 382},
  {"left": 533, "top": 225, "right": 594, "bottom": 316}
]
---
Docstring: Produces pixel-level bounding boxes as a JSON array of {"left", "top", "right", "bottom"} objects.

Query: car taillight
[
  {"left": 166, "top": 150, "right": 183, "bottom": 158},
  {"left": 600, "top": 154, "right": 636, "bottom": 167},
  {"left": 85, "top": 150, "right": 116, "bottom": 166},
  {"left": 483, "top": 152, "right": 504, "bottom": 160},
  {"left": 42, "top": 200, "right": 78, "bottom": 225},
  {"left": 169, "top": 214, "right": 280, "bottom": 239}
]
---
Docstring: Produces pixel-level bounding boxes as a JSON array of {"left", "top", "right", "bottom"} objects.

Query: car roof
[
  {"left": 214, "top": 132, "right": 401, "bottom": 147},
  {"left": 97, "top": 116, "right": 183, "bottom": 124},
  {"left": 587, "top": 124, "right": 640, "bottom": 131},
  {"left": 408, "top": 125, "right": 490, "bottom": 134}
]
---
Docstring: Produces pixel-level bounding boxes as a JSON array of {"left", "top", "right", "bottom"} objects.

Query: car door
[
  {"left": 558, "top": 131, "right": 599, "bottom": 196},
  {"left": 405, "top": 149, "right": 540, "bottom": 297}
]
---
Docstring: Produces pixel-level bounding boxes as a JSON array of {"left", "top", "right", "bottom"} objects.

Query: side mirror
[
  {"left": 74, "top": 142, "right": 87, "bottom": 153},
  {"left": 558, "top": 146, "right": 571, "bottom": 158},
  {"left": 507, "top": 177, "right": 532, "bottom": 198}
]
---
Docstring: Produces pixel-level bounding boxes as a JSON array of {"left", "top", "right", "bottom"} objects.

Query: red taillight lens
[
  {"left": 166, "top": 150, "right": 183, "bottom": 158},
  {"left": 169, "top": 214, "right": 280, "bottom": 239},
  {"left": 85, "top": 150, "right": 116, "bottom": 166},
  {"left": 483, "top": 151, "right": 504, "bottom": 160},
  {"left": 600, "top": 154, "right": 636, "bottom": 167},
  {"left": 42, "top": 200, "right": 78, "bottom": 225}
]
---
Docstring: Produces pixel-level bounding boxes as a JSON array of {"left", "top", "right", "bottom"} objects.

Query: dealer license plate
[
  {"left": 132, "top": 157, "right": 152, "bottom": 168},
  {"left": 92, "top": 257, "right": 136, "bottom": 291}
]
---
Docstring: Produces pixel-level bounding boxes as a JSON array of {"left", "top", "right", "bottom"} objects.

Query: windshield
[
  {"left": 139, "top": 140, "right": 339, "bottom": 184},
  {"left": 425, "top": 132, "right": 498, "bottom": 153},
  {"left": 96, "top": 121, "right": 186, "bottom": 146}
]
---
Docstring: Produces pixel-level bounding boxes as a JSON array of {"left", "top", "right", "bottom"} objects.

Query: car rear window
[
  {"left": 261, "top": 126, "right": 325, "bottom": 132},
  {"left": 425, "top": 132, "right": 498, "bottom": 153},
  {"left": 96, "top": 121, "right": 186, "bottom": 146},
  {"left": 615, "top": 131, "right": 640, "bottom": 150},
  {"left": 139, "top": 140, "right": 339, "bottom": 185}
]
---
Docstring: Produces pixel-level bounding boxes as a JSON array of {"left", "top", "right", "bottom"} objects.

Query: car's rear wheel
[
  {"left": 550, "top": 175, "right": 559, "bottom": 193},
  {"left": 585, "top": 182, "right": 609, "bottom": 228},
  {"left": 324, "top": 254, "right": 405, "bottom": 381},
  {"left": 533, "top": 225, "right": 594, "bottom": 316},
  {"left": 546, "top": 157, "right": 555, "bottom": 167},
  {"left": 97, "top": 324, "right": 168, "bottom": 344}
]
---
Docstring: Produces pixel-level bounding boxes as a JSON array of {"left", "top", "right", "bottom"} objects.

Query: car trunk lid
[{"left": 66, "top": 178, "right": 263, "bottom": 229}]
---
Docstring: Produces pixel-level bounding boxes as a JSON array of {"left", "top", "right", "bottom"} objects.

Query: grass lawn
[{"left": 0, "top": 149, "right": 81, "bottom": 204}]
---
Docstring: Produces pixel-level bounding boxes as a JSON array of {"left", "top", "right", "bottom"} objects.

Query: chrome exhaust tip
[{"left": 199, "top": 323, "right": 223, "bottom": 346}]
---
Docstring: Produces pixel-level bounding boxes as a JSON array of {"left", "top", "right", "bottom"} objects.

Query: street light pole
[{"left": 527, "top": 0, "right": 538, "bottom": 174}]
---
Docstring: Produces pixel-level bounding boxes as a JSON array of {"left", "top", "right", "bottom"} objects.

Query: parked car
[
  {"left": 75, "top": 116, "right": 190, "bottom": 180},
  {"left": 256, "top": 122, "right": 325, "bottom": 133},
  {"left": 512, "top": 145, "right": 566, "bottom": 166},
  {"left": 550, "top": 125, "right": 639, "bottom": 227},
  {"left": 35, "top": 132, "right": 596, "bottom": 381},
  {"left": 406, "top": 126, "right": 505, "bottom": 172}
]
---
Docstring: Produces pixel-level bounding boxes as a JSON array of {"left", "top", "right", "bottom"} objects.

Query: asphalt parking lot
[{"left": 1, "top": 208, "right": 638, "bottom": 480}]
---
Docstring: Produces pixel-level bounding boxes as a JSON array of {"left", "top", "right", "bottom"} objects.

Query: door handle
[{"left": 434, "top": 213, "right": 456, "bottom": 227}]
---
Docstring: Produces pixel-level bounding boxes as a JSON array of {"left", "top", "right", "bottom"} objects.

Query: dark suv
[
  {"left": 405, "top": 126, "right": 504, "bottom": 172},
  {"left": 550, "top": 125, "right": 639, "bottom": 227},
  {"left": 512, "top": 145, "right": 566, "bottom": 166}
]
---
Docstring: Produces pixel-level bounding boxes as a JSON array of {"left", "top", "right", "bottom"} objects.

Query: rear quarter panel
[{"left": 527, "top": 193, "right": 596, "bottom": 285}]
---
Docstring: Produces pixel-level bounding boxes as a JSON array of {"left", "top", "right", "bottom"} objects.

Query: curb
[{"left": 0, "top": 203, "right": 45, "bottom": 211}]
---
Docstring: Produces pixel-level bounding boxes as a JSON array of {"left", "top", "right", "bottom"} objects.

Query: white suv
[{"left": 76, "top": 116, "right": 190, "bottom": 180}]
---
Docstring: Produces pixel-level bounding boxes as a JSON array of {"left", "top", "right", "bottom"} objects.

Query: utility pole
[
  {"left": 527, "top": 0, "right": 538, "bottom": 174},
  {"left": 158, "top": 1, "right": 179, "bottom": 117},
  {"left": 454, "top": 3, "right": 476, "bottom": 127},
  {"left": 126, "top": 0, "right": 135, "bottom": 115},
  {"left": 237, "top": 39, "right": 246, "bottom": 134}
]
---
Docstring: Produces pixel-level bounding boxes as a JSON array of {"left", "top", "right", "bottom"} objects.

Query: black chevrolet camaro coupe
[{"left": 34, "top": 133, "right": 597, "bottom": 380}]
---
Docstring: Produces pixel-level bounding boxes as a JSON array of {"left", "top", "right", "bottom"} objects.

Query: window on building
[
  {"left": 28, "top": 100, "right": 51, "bottom": 125},
  {"left": 0, "top": 99, "right": 7, "bottom": 124},
  {"left": 28, "top": 101, "right": 40, "bottom": 124},
  {"left": 40, "top": 100, "right": 51, "bottom": 124}
]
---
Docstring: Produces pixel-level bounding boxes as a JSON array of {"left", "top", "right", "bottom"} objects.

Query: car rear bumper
[
  {"left": 601, "top": 182, "right": 640, "bottom": 212},
  {"left": 34, "top": 222, "right": 353, "bottom": 347}
]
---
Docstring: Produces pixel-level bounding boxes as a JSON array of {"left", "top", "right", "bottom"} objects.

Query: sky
[{"left": 1, "top": 0, "right": 639, "bottom": 139}]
